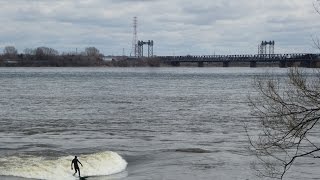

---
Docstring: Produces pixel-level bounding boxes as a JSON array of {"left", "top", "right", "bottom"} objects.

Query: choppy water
[{"left": 0, "top": 67, "right": 319, "bottom": 180}]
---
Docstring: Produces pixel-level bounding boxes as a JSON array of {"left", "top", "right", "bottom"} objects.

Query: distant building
[{"left": 102, "top": 56, "right": 114, "bottom": 61}]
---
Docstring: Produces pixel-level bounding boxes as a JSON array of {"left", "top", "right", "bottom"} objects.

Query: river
[{"left": 0, "top": 67, "right": 319, "bottom": 180}]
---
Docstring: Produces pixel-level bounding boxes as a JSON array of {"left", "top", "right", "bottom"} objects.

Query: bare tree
[
  {"left": 312, "top": 1, "right": 320, "bottom": 49},
  {"left": 23, "top": 48, "right": 35, "bottom": 55},
  {"left": 35, "top": 47, "right": 59, "bottom": 60},
  {"left": 3, "top": 46, "right": 18, "bottom": 56},
  {"left": 85, "top": 47, "right": 100, "bottom": 57},
  {"left": 35, "top": 47, "right": 59, "bottom": 56},
  {"left": 247, "top": 68, "right": 320, "bottom": 179}
]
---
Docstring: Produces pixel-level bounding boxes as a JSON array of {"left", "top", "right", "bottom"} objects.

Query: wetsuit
[{"left": 71, "top": 158, "right": 82, "bottom": 177}]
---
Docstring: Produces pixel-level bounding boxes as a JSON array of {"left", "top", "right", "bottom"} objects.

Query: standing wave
[{"left": 0, "top": 151, "right": 127, "bottom": 180}]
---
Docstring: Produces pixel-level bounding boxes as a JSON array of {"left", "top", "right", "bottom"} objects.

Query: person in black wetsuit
[{"left": 71, "top": 156, "right": 83, "bottom": 177}]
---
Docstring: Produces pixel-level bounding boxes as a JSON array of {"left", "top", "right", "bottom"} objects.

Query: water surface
[{"left": 0, "top": 67, "right": 319, "bottom": 180}]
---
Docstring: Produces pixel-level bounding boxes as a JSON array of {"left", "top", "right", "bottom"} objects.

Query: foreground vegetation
[{"left": 247, "top": 68, "right": 320, "bottom": 179}]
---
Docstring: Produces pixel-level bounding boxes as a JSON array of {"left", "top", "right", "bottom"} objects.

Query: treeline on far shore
[
  {"left": 0, "top": 46, "right": 102, "bottom": 67},
  {"left": 0, "top": 46, "right": 164, "bottom": 67}
]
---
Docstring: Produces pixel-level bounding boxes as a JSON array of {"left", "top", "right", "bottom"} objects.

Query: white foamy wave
[{"left": 0, "top": 151, "right": 127, "bottom": 180}]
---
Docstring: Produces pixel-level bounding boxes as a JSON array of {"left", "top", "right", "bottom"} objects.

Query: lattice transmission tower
[{"left": 131, "top": 17, "right": 138, "bottom": 57}]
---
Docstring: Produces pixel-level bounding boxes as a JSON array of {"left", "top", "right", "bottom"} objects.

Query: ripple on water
[{"left": 175, "top": 148, "right": 212, "bottom": 153}]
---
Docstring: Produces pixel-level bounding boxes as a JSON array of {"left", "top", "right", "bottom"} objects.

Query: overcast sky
[{"left": 0, "top": 0, "right": 320, "bottom": 56}]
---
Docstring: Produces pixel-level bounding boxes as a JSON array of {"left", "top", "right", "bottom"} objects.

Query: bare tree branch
[{"left": 247, "top": 68, "right": 320, "bottom": 179}]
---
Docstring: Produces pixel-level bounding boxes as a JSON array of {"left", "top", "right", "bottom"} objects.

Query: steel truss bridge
[{"left": 157, "top": 53, "right": 320, "bottom": 68}]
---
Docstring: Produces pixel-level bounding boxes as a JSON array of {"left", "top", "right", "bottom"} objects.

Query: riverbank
[{"left": 0, "top": 55, "right": 318, "bottom": 68}]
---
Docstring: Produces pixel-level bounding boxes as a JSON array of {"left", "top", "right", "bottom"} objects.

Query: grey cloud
[
  {"left": 110, "top": 0, "right": 159, "bottom": 2},
  {"left": 0, "top": 0, "right": 319, "bottom": 55}
]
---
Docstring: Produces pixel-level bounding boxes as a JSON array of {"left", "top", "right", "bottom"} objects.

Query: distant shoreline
[{"left": 0, "top": 55, "right": 317, "bottom": 68}]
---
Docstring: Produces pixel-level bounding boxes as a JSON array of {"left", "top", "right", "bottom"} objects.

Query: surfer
[{"left": 71, "top": 156, "right": 83, "bottom": 177}]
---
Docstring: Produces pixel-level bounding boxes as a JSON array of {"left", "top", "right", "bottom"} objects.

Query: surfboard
[{"left": 73, "top": 174, "right": 89, "bottom": 179}]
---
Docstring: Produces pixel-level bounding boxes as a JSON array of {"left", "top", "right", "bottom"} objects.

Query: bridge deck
[{"left": 158, "top": 54, "right": 320, "bottom": 62}]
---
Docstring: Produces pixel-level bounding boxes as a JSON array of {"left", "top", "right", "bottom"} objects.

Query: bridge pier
[
  {"left": 312, "top": 61, "right": 320, "bottom": 68},
  {"left": 223, "top": 61, "right": 229, "bottom": 67},
  {"left": 300, "top": 60, "right": 316, "bottom": 68},
  {"left": 300, "top": 60, "right": 319, "bottom": 68},
  {"left": 300, "top": 60, "right": 310, "bottom": 68},
  {"left": 250, "top": 61, "right": 257, "bottom": 68},
  {"left": 171, "top": 61, "right": 180, "bottom": 67},
  {"left": 279, "top": 61, "right": 287, "bottom": 68},
  {"left": 287, "top": 61, "right": 298, "bottom": 67},
  {"left": 198, "top": 62, "right": 204, "bottom": 67}
]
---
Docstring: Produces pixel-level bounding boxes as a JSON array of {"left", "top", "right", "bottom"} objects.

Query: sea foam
[{"left": 0, "top": 151, "right": 127, "bottom": 180}]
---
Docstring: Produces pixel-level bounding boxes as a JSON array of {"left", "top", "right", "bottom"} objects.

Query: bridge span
[{"left": 157, "top": 53, "right": 320, "bottom": 68}]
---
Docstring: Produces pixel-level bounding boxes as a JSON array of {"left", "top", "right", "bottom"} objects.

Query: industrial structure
[
  {"left": 137, "top": 40, "right": 154, "bottom": 57},
  {"left": 130, "top": 17, "right": 154, "bottom": 57},
  {"left": 157, "top": 53, "right": 320, "bottom": 68},
  {"left": 258, "top": 41, "right": 275, "bottom": 55},
  {"left": 127, "top": 21, "right": 319, "bottom": 67}
]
